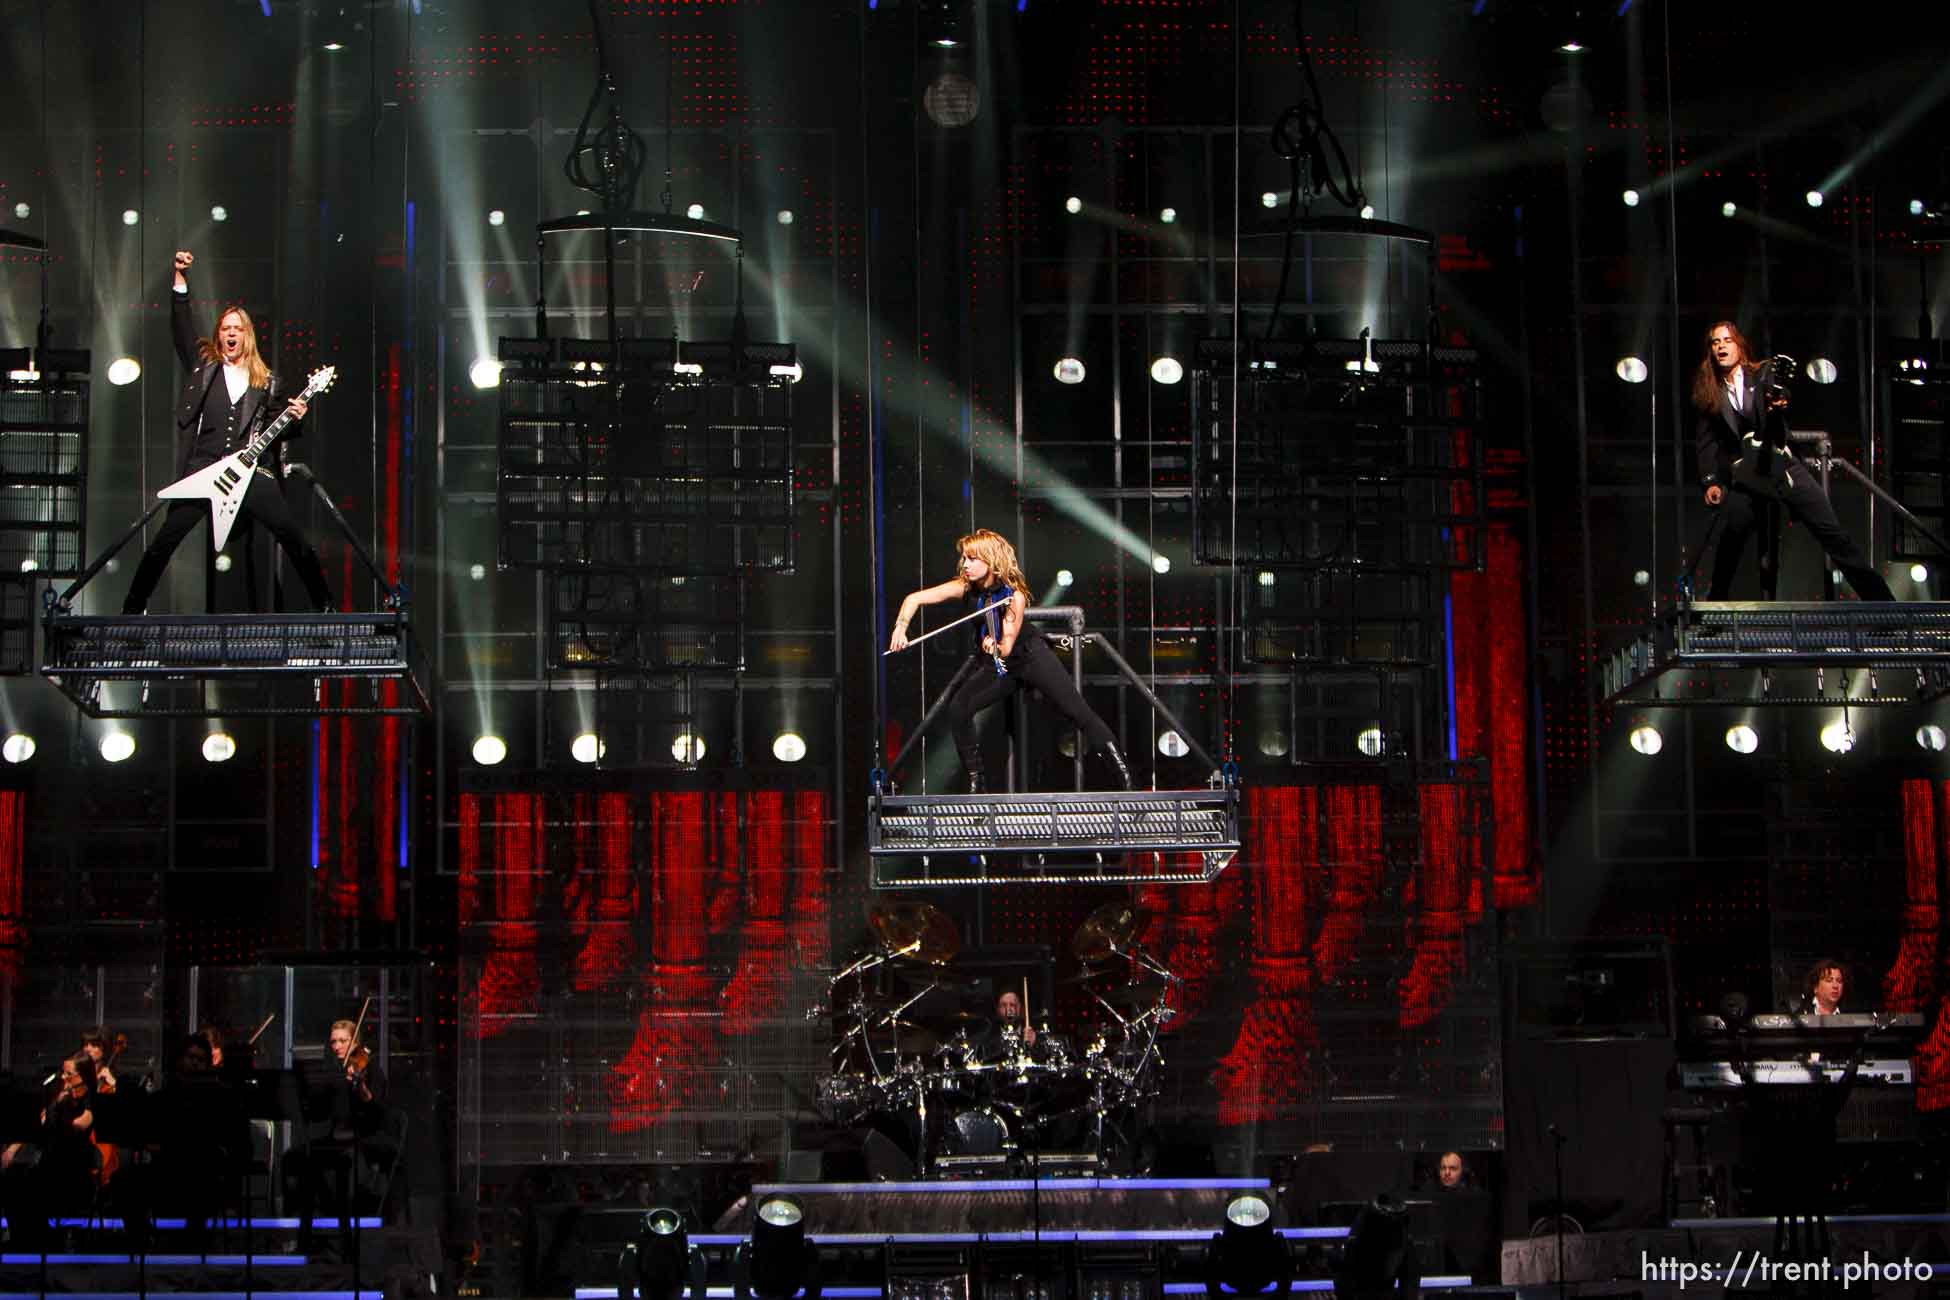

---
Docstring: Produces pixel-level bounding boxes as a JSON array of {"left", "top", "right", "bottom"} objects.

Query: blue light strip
[
  {"left": 0, "top": 1254, "right": 302, "bottom": 1267},
  {"left": 1159, "top": 1280, "right": 1473, "bottom": 1295},
  {"left": 0, "top": 1296, "right": 380, "bottom": 1300},
  {"left": 678, "top": 1227, "right": 1346, "bottom": 1247},
  {"left": 750, "top": 1178, "right": 1270, "bottom": 1196},
  {"left": 579, "top": 1290, "right": 883, "bottom": 1300},
  {"left": 0, "top": 1216, "right": 377, "bottom": 1230}
]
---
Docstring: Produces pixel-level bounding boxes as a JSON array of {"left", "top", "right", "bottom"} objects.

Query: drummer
[{"left": 976, "top": 990, "right": 1037, "bottom": 1061}]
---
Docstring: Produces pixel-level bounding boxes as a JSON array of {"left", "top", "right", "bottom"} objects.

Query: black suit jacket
[
  {"left": 1694, "top": 360, "right": 1789, "bottom": 489},
  {"left": 169, "top": 288, "right": 296, "bottom": 477}
]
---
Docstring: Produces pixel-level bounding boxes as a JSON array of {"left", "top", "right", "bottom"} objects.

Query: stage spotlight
[
  {"left": 1918, "top": 725, "right": 1947, "bottom": 752},
  {"left": 686, "top": 203, "right": 706, "bottom": 220},
  {"left": 1721, "top": 201, "right": 1737, "bottom": 218},
  {"left": 1152, "top": 554, "right": 1171, "bottom": 574},
  {"left": 12, "top": 202, "right": 27, "bottom": 219},
  {"left": 672, "top": 732, "right": 706, "bottom": 763},
  {"left": 1615, "top": 356, "right": 1648, "bottom": 383},
  {"left": 740, "top": 1196, "right": 818, "bottom": 1300},
  {"left": 323, "top": 39, "right": 344, "bottom": 50},
  {"left": 1149, "top": 355, "right": 1183, "bottom": 384},
  {"left": 1628, "top": 724, "right": 1662, "bottom": 755},
  {"left": 1725, "top": 724, "right": 1758, "bottom": 755},
  {"left": 100, "top": 732, "right": 136, "bottom": 764},
  {"left": 121, "top": 209, "right": 139, "bottom": 226},
  {"left": 1804, "top": 357, "right": 1838, "bottom": 384},
  {"left": 1912, "top": 563, "right": 1930, "bottom": 583},
  {"left": 19, "top": 559, "right": 36, "bottom": 572},
  {"left": 1160, "top": 206, "right": 1177, "bottom": 223},
  {"left": 107, "top": 357, "right": 141, "bottom": 386},
  {"left": 777, "top": 209, "right": 794, "bottom": 225},
  {"left": 1337, "top": 1193, "right": 1419, "bottom": 1298},
  {"left": 472, "top": 734, "right": 508, "bottom": 766},
  {"left": 1913, "top": 199, "right": 1928, "bottom": 217},
  {"left": 1055, "top": 568, "right": 1074, "bottom": 587},
  {"left": 1632, "top": 569, "right": 1650, "bottom": 587},
  {"left": 1356, "top": 726, "right": 1384, "bottom": 757},
  {"left": 214, "top": 553, "right": 233, "bottom": 573},
  {"left": 1622, "top": 188, "right": 1640, "bottom": 207},
  {"left": 620, "top": 1207, "right": 694, "bottom": 1300},
  {"left": 1805, "top": 190, "right": 1824, "bottom": 208},
  {"left": 1204, "top": 1192, "right": 1291, "bottom": 1296},
  {"left": 1258, "top": 571, "right": 1275, "bottom": 587},
  {"left": 571, "top": 733, "right": 604, "bottom": 765},
  {"left": 1158, "top": 730, "right": 1189, "bottom": 758},
  {"left": 1260, "top": 191, "right": 1280, "bottom": 209},
  {"left": 1258, "top": 730, "right": 1290, "bottom": 758},
  {"left": 1, "top": 734, "right": 34, "bottom": 764},
  {"left": 772, "top": 731, "right": 807, "bottom": 763},
  {"left": 1064, "top": 195, "right": 1082, "bottom": 214},
  {"left": 203, "top": 731, "right": 237, "bottom": 764},
  {"left": 468, "top": 563, "right": 487, "bottom": 581},
  {"left": 210, "top": 205, "right": 228, "bottom": 222},
  {"left": 1053, "top": 356, "right": 1086, "bottom": 384},
  {"left": 1558, "top": 38, "right": 1585, "bottom": 52},
  {"left": 1360, "top": 203, "right": 1375, "bottom": 219},
  {"left": 1819, "top": 719, "right": 1854, "bottom": 754},
  {"left": 488, "top": 209, "right": 506, "bottom": 227},
  {"left": 468, "top": 357, "right": 503, "bottom": 389}
]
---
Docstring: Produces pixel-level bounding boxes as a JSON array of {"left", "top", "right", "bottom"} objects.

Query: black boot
[
  {"left": 1098, "top": 742, "right": 1134, "bottom": 791},
  {"left": 956, "top": 742, "right": 989, "bottom": 794}
]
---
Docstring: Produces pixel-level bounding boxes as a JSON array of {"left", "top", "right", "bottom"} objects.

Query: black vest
[{"left": 180, "top": 367, "right": 267, "bottom": 473}]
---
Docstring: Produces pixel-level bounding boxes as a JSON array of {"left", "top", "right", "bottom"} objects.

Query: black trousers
[
  {"left": 1708, "top": 458, "right": 1893, "bottom": 601},
  {"left": 947, "top": 638, "right": 1117, "bottom": 777},
  {"left": 122, "top": 470, "right": 335, "bottom": 614}
]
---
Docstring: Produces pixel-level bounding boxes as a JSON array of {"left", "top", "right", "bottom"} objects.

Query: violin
[{"left": 95, "top": 1032, "right": 128, "bottom": 1096}]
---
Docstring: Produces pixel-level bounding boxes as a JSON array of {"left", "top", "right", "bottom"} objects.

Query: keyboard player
[{"left": 1797, "top": 959, "right": 1846, "bottom": 1017}]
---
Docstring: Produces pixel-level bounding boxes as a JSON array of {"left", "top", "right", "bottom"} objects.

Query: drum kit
[{"left": 816, "top": 900, "right": 1180, "bottom": 1174}]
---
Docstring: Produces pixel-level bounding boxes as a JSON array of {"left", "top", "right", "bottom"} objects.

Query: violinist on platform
[
  {"left": 287, "top": 1019, "right": 391, "bottom": 1251},
  {"left": 1, "top": 1055, "right": 102, "bottom": 1241}
]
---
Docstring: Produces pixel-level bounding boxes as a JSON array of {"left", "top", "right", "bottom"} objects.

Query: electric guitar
[{"left": 157, "top": 364, "right": 337, "bottom": 552}]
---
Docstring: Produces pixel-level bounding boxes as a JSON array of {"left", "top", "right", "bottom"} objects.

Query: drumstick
[{"left": 1022, "top": 976, "right": 1032, "bottom": 1039}]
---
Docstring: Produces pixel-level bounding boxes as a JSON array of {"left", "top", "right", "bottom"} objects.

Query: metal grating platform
[
  {"left": 1604, "top": 600, "right": 1950, "bottom": 706},
  {"left": 41, "top": 610, "right": 431, "bottom": 717},
  {"left": 868, "top": 789, "right": 1240, "bottom": 887}
]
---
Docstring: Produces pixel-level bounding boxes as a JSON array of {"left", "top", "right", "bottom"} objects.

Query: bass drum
[{"left": 944, "top": 1107, "right": 1013, "bottom": 1157}]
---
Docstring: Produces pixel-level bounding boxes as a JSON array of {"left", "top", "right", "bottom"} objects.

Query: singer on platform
[{"left": 889, "top": 529, "right": 1131, "bottom": 793}]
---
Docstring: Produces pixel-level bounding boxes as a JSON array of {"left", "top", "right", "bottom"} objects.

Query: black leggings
[{"left": 946, "top": 638, "right": 1117, "bottom": 765}]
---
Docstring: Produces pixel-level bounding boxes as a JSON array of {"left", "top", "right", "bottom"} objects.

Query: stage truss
[
  {"left": 1603, "top": 600, "right": 1950, "bottom": 706},
  {"left": 867, "top": 788, "right": 1240, "bottom": 887},
  {"left": 40, "top": 610, "right": 431, "bottom": 717}
]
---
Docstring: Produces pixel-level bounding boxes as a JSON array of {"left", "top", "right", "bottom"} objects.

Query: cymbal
[
  {"left": 1072, "top": 902, "right": 1145, "bottom": 962},
  {"left": 925, "top": 1010, "right": 994, "bottom": 1027},
  {"left": 868, "top": 901, "right": 960, "bottom": 966},
  {"left": 1060, "top": 963, "right": 1114, "bottom": 984},
  {"left": 1097, "top": 983, "right": 1165, "bottom": 1010},
  {"left": 876, "top": 1018, "right": 938, "bottom": 1055}
]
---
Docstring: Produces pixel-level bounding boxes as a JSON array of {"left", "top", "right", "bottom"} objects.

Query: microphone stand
[{"left": 1549, "top": 1124, "right": 1568, "bottom": 1300}]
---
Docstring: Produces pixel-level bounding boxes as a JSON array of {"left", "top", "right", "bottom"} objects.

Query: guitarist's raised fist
[{"left": 173, "top": 250, "right": 193, "bottom": 272}]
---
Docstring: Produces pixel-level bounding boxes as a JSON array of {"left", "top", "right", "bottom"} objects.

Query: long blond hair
[
  {"left": 956, "top": 528, "right": 1031, "bottom": 602},
  {"left": 198, "top": 304, "right": 272, "bottom": 390}
]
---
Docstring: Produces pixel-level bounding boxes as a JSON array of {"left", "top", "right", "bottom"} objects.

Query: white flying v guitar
[{"left": 158, "top": 364, "right": 337, "bottom": 552}]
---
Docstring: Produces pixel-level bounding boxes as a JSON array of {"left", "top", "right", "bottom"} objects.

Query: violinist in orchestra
[
  {"left": 1, "top": 1055, "right": 102, "bottom": 1241},
  {"left": 329, "top": 1018, "right": 387, "bottom": 1110},
  {"left": 79, "top": 1031, "right": 122, "bottom": 1094},
  {"left": 287, "top": 1019, "right": 392, "bottom": 1252}
]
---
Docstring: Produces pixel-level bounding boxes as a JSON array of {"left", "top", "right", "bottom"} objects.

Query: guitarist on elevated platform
[
  {"left": 1693, "top": 319, "right": 1892, "bottom": 602},
  {"left": 120, "top": 249, "right": 336, "bottom": 616}
]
